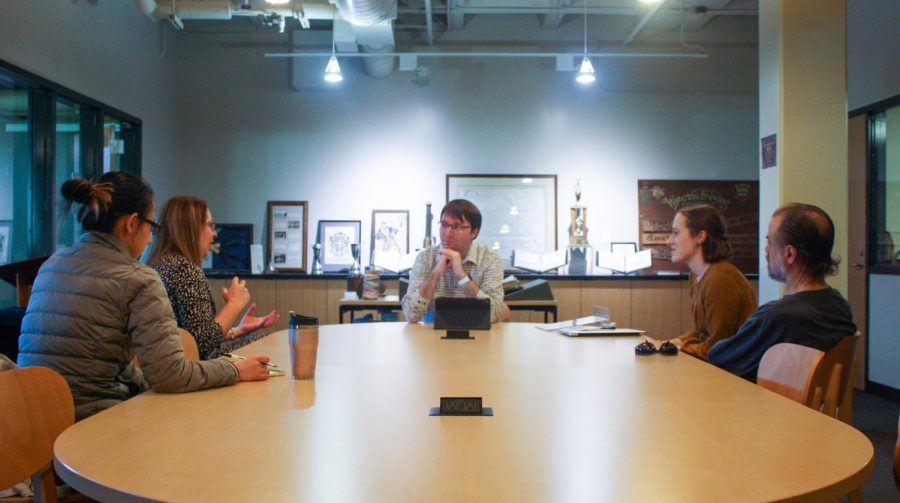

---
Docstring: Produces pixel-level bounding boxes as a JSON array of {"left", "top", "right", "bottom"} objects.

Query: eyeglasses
[
  {"left": 634, "top": 339, "right": 679, "bottom": 356},
  {"left": 205, "top": 221, "right": 217, "bottom": 232},
  {"left": 138, "top": 216, "right": 161, "bottom": 235},
  {"left": 439, "top": 221, "right": 472, "bottom": 233}
]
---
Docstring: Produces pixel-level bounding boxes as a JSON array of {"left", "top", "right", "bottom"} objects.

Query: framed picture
[
  {"left": 317, "top": 220, "right": 361, "bottom": 273},
  {"left": 370, "top": 210, "right": 410, "bottom": 261},
  {"left": 204, "top": 224, "right": 253, "bottom": 272},
  {"left": 0, "top": 221, "right": 10, "bottom": 265},
  {"left": 267, "top": 201, "right": 309, "bottom": 273},
  {"left": 446, "top": 174, "right": 557, "bottom": 265}
]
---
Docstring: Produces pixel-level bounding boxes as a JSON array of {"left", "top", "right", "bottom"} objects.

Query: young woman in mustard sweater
[{"left": 667, "top": 204, "right": 757, "bottom": 360}]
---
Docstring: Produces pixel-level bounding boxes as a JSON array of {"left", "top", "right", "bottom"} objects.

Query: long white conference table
[{"left": 54, "top": 322, "right": 873, "bottom": 502}]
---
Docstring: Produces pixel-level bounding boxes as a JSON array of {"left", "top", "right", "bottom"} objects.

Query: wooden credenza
[{"left": 206, "top": 274, "right": 758, "bottom": 341}]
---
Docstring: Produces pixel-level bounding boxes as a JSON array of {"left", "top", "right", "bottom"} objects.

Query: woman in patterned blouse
[{"left": 147, "top": 196, "right": 279, "bottom": 359}]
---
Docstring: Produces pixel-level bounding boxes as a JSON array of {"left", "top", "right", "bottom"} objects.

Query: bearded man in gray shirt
[{"left": 709, "top": 203, "right": 856, "bottom": 381}]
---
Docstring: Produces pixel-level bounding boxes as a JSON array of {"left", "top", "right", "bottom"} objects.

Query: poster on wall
[
  {"left": 637, "top": 180, "right": 759, "bottom": 274},
  {"left": 446, "top": 174, "right": 557, "bottom": 266}
]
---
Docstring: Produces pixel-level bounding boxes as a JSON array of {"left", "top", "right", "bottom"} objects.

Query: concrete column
[{"left": 758, "top": 0, "right": 848, "bottom": 303}]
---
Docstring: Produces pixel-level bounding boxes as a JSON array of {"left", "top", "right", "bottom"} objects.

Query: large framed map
[
  {"left": 447, "top": 175, "right": 557, "bottom": 265},
  {"left": 638, "top": 180, "right": 759, "bottom": 274}
]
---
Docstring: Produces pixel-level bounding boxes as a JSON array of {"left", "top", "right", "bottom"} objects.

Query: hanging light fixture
[
  {"left": 324, "top": 12, "right": 343, "bottom": 83},
  {"left": 576, "top": 0, "right": 596, "bottom": 84}
]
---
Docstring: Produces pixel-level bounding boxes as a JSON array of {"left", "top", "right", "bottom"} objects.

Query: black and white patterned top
[{"left": 153, "top": 253, "right": 267, "bottom": 360}]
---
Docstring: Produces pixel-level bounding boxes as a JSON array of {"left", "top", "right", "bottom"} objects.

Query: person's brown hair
[
  {"left": 441, "top": 199, "right": 482, "bottom": 233},
  {"left": 677, "top": 204, "right": 732, "bottom": 263},
  {"left": 771, "top": 203, "right": 840, "bottom": 279},
  {"left": 146, "top": 196, "right": 209, "bottom": 267},
  {"left": 61, "top": 172, "right": 154, "bottom": 233}
]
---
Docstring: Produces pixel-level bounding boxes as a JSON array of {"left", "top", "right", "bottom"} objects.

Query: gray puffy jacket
[{"left": 18, "top": 231, "right": 238, "bottom": 419}]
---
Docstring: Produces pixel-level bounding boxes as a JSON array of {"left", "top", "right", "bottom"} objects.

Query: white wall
[
  {"left": 171, "top": 26, "right": 758, "bottom": 268},
  {"left": 848, "top": 0, "right": 900, "bottom": 110}
]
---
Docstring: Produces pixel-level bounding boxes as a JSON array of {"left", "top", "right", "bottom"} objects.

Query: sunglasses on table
[{"left": 635, "top": 338, "right": 679, "bottom": 356}]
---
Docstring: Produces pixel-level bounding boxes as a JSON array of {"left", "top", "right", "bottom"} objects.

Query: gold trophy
[
  {"left": 568, "top": 179, "right": 590, "bottom": 247},
  {"left": 567, "top": 179, "right": 592, "bottom": 274}
]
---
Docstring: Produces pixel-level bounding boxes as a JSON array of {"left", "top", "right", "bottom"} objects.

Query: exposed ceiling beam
[
  {"left": 540, "top": 0, "right": 572, "bottom": 30},
  {"left": 623, "top": 0, "right": 666, "bottom": 47}
]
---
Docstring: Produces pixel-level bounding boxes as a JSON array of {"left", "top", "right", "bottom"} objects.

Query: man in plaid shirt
[{"left": 402, "top": 199, "right": 507, "bottom": 323}]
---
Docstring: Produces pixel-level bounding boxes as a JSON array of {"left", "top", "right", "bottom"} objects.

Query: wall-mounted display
[
  {"left": 638, "top": 180, "right": 759, "bottom": 274},
  {"left": 267, "top": 201, "right": 308, "bottom": 273},
  {"left": 317, "top": 220, "right": 361, "bottom": 273},
  {"left": 370, "top": 210, "right": 410, "bottom": 261},
  {"left": 205, "top": 223, "right": 252, "bottom": 273},
  {"left": 446, "top": 174, "right": 557, "bottom": 265}
]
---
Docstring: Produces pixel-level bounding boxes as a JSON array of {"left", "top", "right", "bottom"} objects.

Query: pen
[{"left": 222, "top": 353, "right": 278, "bottom": 368}]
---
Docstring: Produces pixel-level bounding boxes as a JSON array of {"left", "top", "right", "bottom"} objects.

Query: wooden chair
[
  {"left": 757, "top": 343, "right": 826, "bottom": 406},
  {"left": 810, "top": 334, "right": 858, "bottom": 422},
  {"left": 178, "top": 328, "right": 200, "bottom": 362},
  {"left": 0, "top": 367, "right": 75, "bottom": 502}
]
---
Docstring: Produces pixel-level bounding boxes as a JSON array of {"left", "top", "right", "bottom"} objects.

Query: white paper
[
  {"left": 250, "top": 244, "right": 264, "bottom": 274},
  {"left": 372, "top": 250, "right": 417, "bottom": 273},
  {"left": 512, "top": 248, "right": 567, "bottom": 273},
  {"left": 597, "top": 249, "right": 652, "bottom": 273}
]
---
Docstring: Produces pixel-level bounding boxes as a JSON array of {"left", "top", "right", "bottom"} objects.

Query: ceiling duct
[
  {"left": 333, "top": 0, "right": 395, "bottom": 25},
  {"left": 134, "top": 0, "right": 397, "bottom": 80}
]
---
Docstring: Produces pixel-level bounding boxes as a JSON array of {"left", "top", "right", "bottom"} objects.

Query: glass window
[
  {"left": 103, "top": 115, "right": 128, "bottom": 173},
  {"left": 0, "top": 81, "right": 30, "bottom": 305},
  {"left": 871, "top": 104, "right": 900, "bottom": 269},
  {"left": 54, "top": 98, "right": 82, "bottom": 249}
]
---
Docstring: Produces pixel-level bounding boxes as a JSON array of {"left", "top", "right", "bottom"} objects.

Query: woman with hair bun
[
  {"left": 147, "top": 196, "right": 278, "bottom": 360},
  {"left": 666, "top": 204, "right": 757, "bottom": 360},
  {"left": 18, "top": 172, "right": 270, "bottom": 421}
]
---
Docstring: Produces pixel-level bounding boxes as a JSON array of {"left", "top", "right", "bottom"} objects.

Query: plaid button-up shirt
[{"left": 401, "top": 243, "right": 504, "bottom": 323}]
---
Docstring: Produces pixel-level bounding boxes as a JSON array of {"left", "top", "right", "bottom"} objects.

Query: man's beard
[{"left": 767, "top": 260, "right": 786, "bottom": 282}]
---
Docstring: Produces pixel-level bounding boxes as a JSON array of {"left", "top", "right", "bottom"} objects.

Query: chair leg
[{"left": 32, "top": 463, "right": 58, "bottom": 503}]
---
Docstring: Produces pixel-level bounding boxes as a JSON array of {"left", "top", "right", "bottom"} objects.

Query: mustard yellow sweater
[{"left": 676, "top": 261, "right": 757, "bottom": 360}]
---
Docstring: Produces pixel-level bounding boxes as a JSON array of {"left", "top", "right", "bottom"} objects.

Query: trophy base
[{"left": 566, "top": 246, "right": 594, "bottom": 275}]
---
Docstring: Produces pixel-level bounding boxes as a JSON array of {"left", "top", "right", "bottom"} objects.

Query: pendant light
[
  {"left": 576, "top": 0, "right": 596, "bottom": 84},
  {"left": 324, "top": 12, "right": 343, "bottom": 83}
]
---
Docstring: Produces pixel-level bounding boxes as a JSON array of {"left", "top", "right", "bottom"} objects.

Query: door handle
[{"left": 849, "top": 263, "right": 864, "bottom": 269}]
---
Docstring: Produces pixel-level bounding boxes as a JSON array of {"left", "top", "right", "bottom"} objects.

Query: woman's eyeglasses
[
  {"left": 205, "top": 221, "right": 217, "bottom": 232},
  {"left": 138, "top": 216, "right": 161, "bottom": 235}
]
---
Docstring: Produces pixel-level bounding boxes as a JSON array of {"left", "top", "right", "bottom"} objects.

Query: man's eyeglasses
[
  {"left": 439, "top": 221, "right": 472, "bottom": 233},
  {"left": 139, "top": 216, "right": 162, "bottom": 235}
]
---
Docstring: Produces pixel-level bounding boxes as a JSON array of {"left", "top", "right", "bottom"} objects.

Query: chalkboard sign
[{"left": 637, "top": 180, "right": 759, "bottom": 274}]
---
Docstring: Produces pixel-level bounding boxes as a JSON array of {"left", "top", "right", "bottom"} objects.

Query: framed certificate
[
  {"left": 317, "top": 220, "right": 361, "bottom": 273},
  {"left": 266, "top": 201, "right": 308, "bottom": 272}
]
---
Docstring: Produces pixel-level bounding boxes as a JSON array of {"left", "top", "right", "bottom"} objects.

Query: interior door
[{"left": 847, "top": 114, "right": 868, "bottom": 389}]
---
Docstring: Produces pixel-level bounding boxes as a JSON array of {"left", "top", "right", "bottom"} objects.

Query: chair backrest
[
  {"left": 178, "top": 328, "right": 200, "bottom": 362},
  {"left": 811, "top": 334, "right": 858, "bottom": 419},
  {"left": 133, "top": 328, "right": 200, "bottom": 369},
  {"left": 0, "top": 366, "right": 74, "bottom": 501},
  {"left": 894, "top": 412, "right": 899, "bottom": 491},
  {"left": 757, "top": 343, "right": 826, "bottom": 406}
]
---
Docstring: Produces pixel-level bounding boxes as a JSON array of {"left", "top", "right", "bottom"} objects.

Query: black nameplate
[
  {"left": 428, "top": 397, "right": 494, "bottom": 416},
  {"left": 442, "top": 330, "right": 474, "bottom": 340}
]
